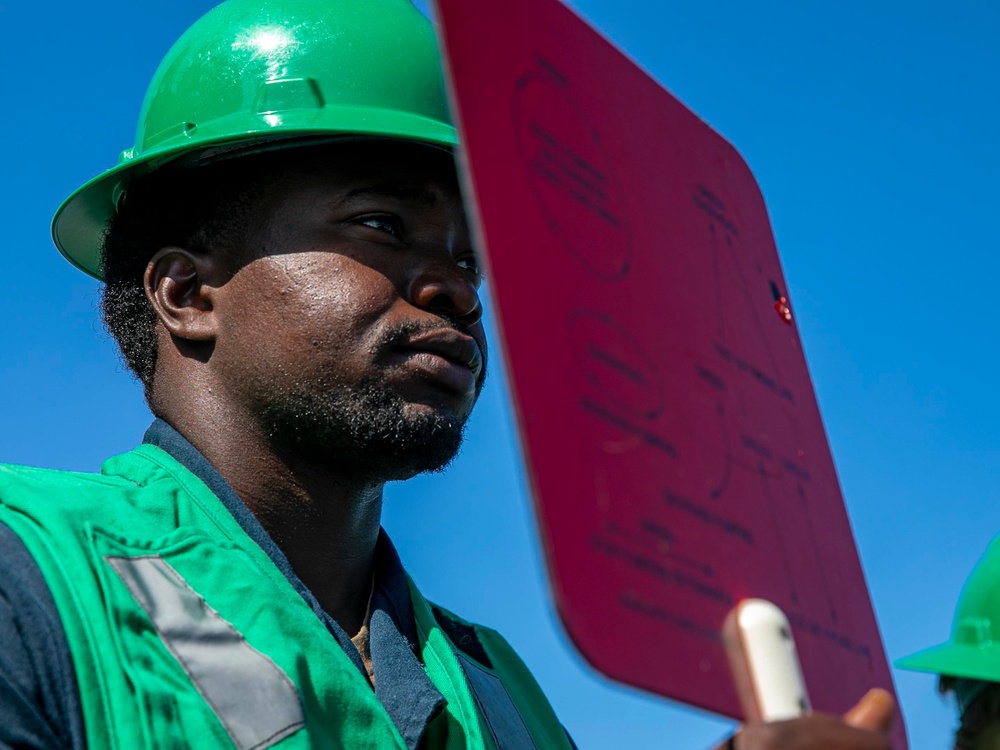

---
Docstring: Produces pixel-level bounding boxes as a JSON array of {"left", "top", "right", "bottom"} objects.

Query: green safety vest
[{"left": 0, "top": 444, "right": 571, "bottom": 750}]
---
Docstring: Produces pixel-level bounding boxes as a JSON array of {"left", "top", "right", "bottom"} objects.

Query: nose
[{"left": 409, "top": 261, "right": 483, "bottom": 327}]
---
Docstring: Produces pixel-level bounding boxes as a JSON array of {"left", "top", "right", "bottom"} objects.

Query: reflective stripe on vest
[
  {"left": 456, "top": 652, "right": 537, "bottom": 750},
  {"left": 106, "top": 555, "right": 305, "bottom": 750}
]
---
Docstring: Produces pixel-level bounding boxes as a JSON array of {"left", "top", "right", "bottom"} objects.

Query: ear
[{"left": 144, "top": 249, "right": 220, "bottom": 342}]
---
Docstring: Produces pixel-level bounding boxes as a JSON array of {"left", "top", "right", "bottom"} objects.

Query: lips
[{"left": 398, "top": 329, "right": 484, "bottom": 382}]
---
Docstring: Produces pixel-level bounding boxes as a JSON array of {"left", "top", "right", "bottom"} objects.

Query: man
[
  {"left": 1, "top": 0, "right": 896, "bottom": 746},
  {"left": 897, "top": 537, "right": 1000, "bottom": 749}
]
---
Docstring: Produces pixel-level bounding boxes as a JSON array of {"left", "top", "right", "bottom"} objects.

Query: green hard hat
[
  {"left": 52, "top": 0, "right": 456, "bottom": 279},
  {"left": 896, "top": 536, "right": 1000, "bottom": 682}
]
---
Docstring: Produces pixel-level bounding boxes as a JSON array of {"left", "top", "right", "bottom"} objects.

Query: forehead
[{"left": 264, "top": 141, "right": 463, "bottom": 201}]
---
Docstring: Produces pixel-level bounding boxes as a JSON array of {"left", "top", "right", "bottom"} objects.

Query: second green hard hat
[
  {"left": 896, "top": 535, "right": 1000, "bottom": 683},
  {"left": 52, "top": 0, "right": 456, "bottom": 279}
]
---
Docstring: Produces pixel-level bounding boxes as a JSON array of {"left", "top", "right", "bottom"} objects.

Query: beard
[{"left": 257, "top": 377, "right": 471, "bottom": 484}]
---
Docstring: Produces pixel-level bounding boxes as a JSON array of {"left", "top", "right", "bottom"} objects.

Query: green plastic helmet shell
[
  {"left": 52, "top": 0, "right": 456, "bottom": 279},
  {"left": 896, "top": 535, "right": 1000, "bottom": 682}
]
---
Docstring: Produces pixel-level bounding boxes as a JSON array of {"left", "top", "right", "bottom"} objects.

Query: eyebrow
[{"left": 338, "top": 183, "right": 439, "bottom": 208}]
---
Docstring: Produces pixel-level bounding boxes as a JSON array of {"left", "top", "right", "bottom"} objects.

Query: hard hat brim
[
  {"left": 52, "top": 108, "right": 458, "bottom": 280},
  {"left": 895, "top": 642, "right": 1000, "bottom": 683}
]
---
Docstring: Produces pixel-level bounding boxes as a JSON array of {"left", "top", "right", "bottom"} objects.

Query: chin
[
  {"left": 259, "top": 389, "right": 469, "bottom": 483},
  {"left": 399, "top": 397, "right": 473, "bottom": 425},
  {"left": 376, "top": 409, "right": 467, "bottom": 480}
]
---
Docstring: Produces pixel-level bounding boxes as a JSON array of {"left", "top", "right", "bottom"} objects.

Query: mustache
[{"left": 378, "top": 318, "right": 489, "bottom": 385}]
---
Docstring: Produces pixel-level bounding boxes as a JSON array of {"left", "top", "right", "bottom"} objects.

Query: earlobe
[{"left": 145, "top": 249, "right": 218, "bottom": 342}]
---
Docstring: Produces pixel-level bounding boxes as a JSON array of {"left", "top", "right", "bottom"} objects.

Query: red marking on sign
[
  {"left": 775, "top": 297, "right": 793, "bottom": 324},
  {"left": 435, "top": 0, "right": 905, "bottom": 743}
]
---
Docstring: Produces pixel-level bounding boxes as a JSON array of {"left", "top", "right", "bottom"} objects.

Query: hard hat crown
[
  {"left": 53, "top": 0, "right": 456, "bottom": 279},
  {"left": 896, "top": 536, "right": 1000, "bottom": 682}
]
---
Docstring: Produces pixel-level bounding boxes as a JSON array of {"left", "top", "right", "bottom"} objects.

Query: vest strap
[{"left": 456, "top": 652, "right": 537, "bottom": 750}]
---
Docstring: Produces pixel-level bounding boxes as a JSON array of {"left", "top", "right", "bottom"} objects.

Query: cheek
[{"left": 220, "top": 254, "right": 399, "bottom": 374}]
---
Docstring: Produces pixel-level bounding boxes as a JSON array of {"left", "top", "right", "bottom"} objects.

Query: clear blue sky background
[{"left": 2, "top": 0, "right": 997, "bottom": 747}]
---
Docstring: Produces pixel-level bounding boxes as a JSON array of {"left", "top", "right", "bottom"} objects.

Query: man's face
[{"left": 210, "top": 142, "right": 487, "bottom": 481}]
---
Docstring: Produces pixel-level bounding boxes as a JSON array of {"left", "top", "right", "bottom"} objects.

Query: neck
[{"left": 160, "top": 398, "right": 385, "bottom": 637}]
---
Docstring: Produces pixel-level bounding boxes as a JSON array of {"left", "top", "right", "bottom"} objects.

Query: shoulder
[
  {"left": 0, "top": 461, "right": 132, "bottom": 503},
  {"left": 427, "top": 602, "right": 549, "bottom": 710},
  {"left": 0, "top": 461, "right": 104, "bottom": 485},
  {"left": 0, "top": 449, "right": 177, "bottom": 525},
  {"left": 429, "top": 602, "right": 577, "bottom": 749},
  {"left": 429, "top": 602, "right": 538, "bottom": 679},
  {"left": 430, "top": 603, "right": 497, "bottom": 668}
]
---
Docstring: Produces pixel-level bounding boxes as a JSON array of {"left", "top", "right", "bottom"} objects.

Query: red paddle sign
[{"left": 434, "top": 0, "right": 905, "bottom": 743}]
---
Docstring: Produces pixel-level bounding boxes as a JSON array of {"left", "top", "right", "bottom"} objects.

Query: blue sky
[{"left": 3, "top": 0, "right": 999, "bottom": 746}]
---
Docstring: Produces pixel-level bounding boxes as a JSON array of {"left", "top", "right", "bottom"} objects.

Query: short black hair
[{"left": 100, "top": 159, "right": 269, "bottom": 394}]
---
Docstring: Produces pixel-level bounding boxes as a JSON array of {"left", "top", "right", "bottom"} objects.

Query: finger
[{"left": 843, "top": 688, "right": 895, "bottom": 733}]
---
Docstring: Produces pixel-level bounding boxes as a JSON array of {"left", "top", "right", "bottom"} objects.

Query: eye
[
  {"left": 356, "top": 215, "right": 403, "bottom": 238},
  {"left": 456, "top": 253, "right": 483, "bottom": 283}
]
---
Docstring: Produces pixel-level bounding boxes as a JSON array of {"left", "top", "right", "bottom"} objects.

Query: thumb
[{"left": 843, "top": 688, "right": 895, "bottom": 734}]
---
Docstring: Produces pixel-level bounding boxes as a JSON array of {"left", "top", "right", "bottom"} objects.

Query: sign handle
[{"left": 724, "top": 599, "right": 811, "bottom": 721}]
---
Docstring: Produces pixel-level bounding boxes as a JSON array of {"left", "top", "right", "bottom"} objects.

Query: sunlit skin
[
  {"left": 144, "top": 143, "right": 484, "bottom": 636},
  {"left": 138, "top": 141, "right": 893, "bottom": 748}
]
